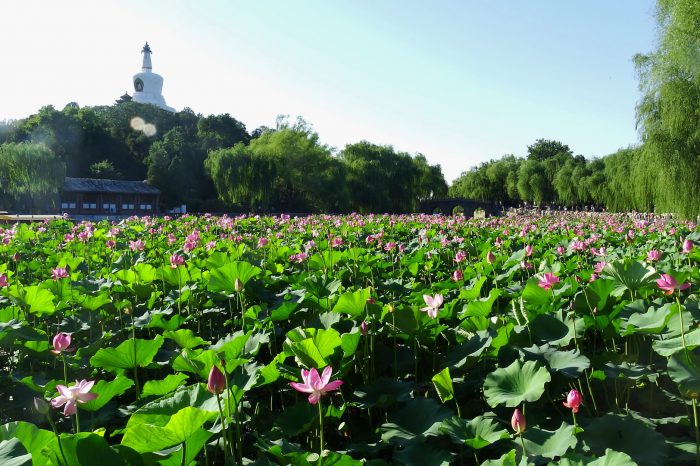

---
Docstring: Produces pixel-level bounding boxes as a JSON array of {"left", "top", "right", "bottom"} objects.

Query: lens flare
[
  {"left": 143, "top": 123, "right": 157, "bottom": 137},
  {"left": 130, "top": 117, "right": 145, "bottom": 131}
]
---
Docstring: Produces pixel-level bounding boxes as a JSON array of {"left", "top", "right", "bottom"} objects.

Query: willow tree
[
  {"left": 0, "top": 142, "right": 65, "bottom": 213},
  {"left": 635, "top": 0, "right": 700, "bottom": 217}
]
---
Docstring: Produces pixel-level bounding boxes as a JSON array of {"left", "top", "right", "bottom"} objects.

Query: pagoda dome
[{"left": 131, "top": 42, "right": 175, "bottom": 112}]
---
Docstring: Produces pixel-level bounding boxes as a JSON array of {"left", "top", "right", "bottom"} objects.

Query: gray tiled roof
[{"left": 62, "top": 177, "right": 160, "bottom": 194}]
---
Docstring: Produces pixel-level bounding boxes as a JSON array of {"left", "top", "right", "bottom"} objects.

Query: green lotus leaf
[
  {"left": 393, "top": 442, "right": 454, "bottom": 466},
  {"left": 522, "top": 422, "right": 577, "bottom": 460},
  {"left": 274, "top": 401, "right": 317, "bottom": 437},
  {"left": 432, "top": 367, "right": 455, "bottom": 403},
  {"left": 121, "top": 406, "right": 213, "bottom": 453},
  {"left": 381, "top": 398, "right": 453, "bottom": 446},
  {"left": 332, "top": 287, "right": 371, "bottom": 317},
  {"left": 22, "top": 286, "right": 56, "bottom": 316},
  {"left": 601, "top": 260, "right": 658, "bottom": 297},
  {"left": 141, "top": 373, "right": 189, "bottom": 398},
  {"left": 522, "top": 278, "right": 551, "bottom": 307},
  {"left": 483, "top": 359, "right": 551, "bottom": 407},
  {"left": 164, "top": 328, "right": 209, "bottom": 349},
  {"left": 480, "top": 449, "right": 526, "bottom": 466},
  {"left": 81, "top": 375, "right": 135, "bottom": 411},
  {"left": 207, "top": 261, "right": 261, "bottom": 293},
  {"left": 442, "top": 331, "right": 492, "bottom": 369},
  {"left": 90, "top": 335, "right": 164, "bottom": 371},
  {"left": 668, "top": 348, "right": 700, "bottom": 398},
  {"left": 351, "top": 378, "right": 413, "bottom": 409},
  {"left": 439, "top": 415, "right": 509, "bottom": 449},
  {"left": 0, "top": 438, "right": 31, "bottom": 466},
  {"left": 0, "top": 421, "right": 55, "bottom": 464},
  {"left": 43, "top": 432, "right": 126, "bottom": 466},
  {"left": 581, "top": 414, "right": 667, "bottom": 466},
  {"left": 653, "top": 328, "right": 700, "bottom": 357}
]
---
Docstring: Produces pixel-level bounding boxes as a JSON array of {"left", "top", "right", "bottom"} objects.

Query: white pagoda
[{"left": 131, "top": 42, "right": 175, "bottom": 112}]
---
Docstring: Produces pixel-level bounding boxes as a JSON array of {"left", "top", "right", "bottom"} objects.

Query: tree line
[
  {"left": 448, "top": 139, "right": 644, "bottom": 212},
  {"left": 0, "top": 105, "right": 447, "bottom": 213}
]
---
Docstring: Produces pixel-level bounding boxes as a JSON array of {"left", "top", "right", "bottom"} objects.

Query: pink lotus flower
[
  {"left": 594, "top": 261, "right": 607, "bottom": 274},
  {"left": 51, "top": 267, "right": 69, "bottom": 281},
  {"left": 331, "top": 237, "right": 344, "bottom": 248},
  {"left": 51, "top": 332, "right": 74, "bottom": 354},
  {"left": 105, "top": 239, "right": 116, "bottom": 249},
  {"left": 420, "top": 294, "right": 444, "bottom": 318},
  {"left": 129, "top": 240, "right": 145, "bottom": 252},
  {"left": 647, "top": 250, "right": 662, "bottom": 262},
  {"left": 0, "top": 273, "right": 7, "bottom": 287},
  {"left": 289, "top": 366, "right": 343, "bottom": 405},
  {"left": 207, "top": 365, "right": 226, "bottom": 395},
  {"left": 511, "top": 408, "right": 526, "bottom": 434},
  {"left": 656, "top": 274, "right": 690, "bottom": 295},
  {"left": 51, "top": 380, "right": 97, "bottom": 416},
  {"left": 257, "top": 237, "right": 269, "bottom": 248},
  {"left": 452, "top": 270, "right": 463, "bottom": 282},
  {"left": 556, "top": 246, "right": 565, "bottom": 255},
  {"left": 682, "top": 239, "right": 694, "bottom": 254},
  {"left": 170, "top": 253, "right": 185, "bottom": 268},
  {"left": 524, "top": 245, "right": 533, "bottom": 257},
  {"left": 454, "top": 251, "right": 467, "bottom": 263},
  {"left": 520, "top": 260, "right": 533, "bottom": 270},
  {"left": 538, "top": 272, "right": 560, "bottom": 291},
  {"left": 563, "top": 389, "right": 583, "bottom": 414}
]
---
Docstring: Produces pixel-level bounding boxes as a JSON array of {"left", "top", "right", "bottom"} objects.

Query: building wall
[{"left": 60, "top": 192, "right": 160, "bottom": 215}]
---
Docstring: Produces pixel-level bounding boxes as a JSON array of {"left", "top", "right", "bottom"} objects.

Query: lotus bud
[
  {"left": 33, "top": 397, "right": 49, "bottom": 415},
  {"left": 511, "top": 408, "right": 526, "bottom": 434},
  {"left": 234, "top": 278, "right": 244, "bottom": 293},
  {"left": 207, "top": 365, "right": 226, "bottom": 395}
]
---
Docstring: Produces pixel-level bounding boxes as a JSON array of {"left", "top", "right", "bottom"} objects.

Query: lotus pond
[{"left": 1, "top": 212, "right": 700, "bottom": 465}]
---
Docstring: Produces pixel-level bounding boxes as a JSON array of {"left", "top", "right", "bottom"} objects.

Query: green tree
[
  {"left": 635, "top": 0, "right": 700, "bottom": 217},
  {"left": 527, "top": 139, "right": 572, "bottom": 162},
  {"left": 0, "top": 142, "right": 65, "bottom": 213}
]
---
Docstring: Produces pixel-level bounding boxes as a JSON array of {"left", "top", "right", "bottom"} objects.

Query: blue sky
[{"left": 0, "top": 0, "right": 657, "bottom": 181}]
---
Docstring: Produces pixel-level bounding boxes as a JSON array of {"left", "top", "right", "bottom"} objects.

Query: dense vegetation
[
  {"left": 0, "top": 108, "right": 447, "bottom": 214},
  {"left": 452, "top": 1, "right": 700, "bottom": 218},
  {"left": 2, "top": 212, "right": 700, "bottom": 465}
]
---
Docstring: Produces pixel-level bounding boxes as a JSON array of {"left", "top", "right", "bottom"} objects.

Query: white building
[{"left": 131, "top": 42, "right": 175, "bottom": 112}]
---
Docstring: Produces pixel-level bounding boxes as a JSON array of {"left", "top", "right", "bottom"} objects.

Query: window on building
[
  {"left": 122, "top": 203, "right": 135, "bottom": 210},
  {"left": 139, "top": 204, "right": 153, "bottom": 210}
]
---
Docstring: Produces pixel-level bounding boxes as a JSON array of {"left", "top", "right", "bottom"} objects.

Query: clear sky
[{"left": 0, "top": 0, "right": 657, "bottom": 182}]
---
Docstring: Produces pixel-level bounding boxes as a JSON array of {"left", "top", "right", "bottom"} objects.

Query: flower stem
[
  {"left": 318, "top": 399, "right": 324, "bottom": 466},
  {"left": 180, "top": 441, "right": 187, "bottom": 466},
  {"left": 75, "top": 408, "right": 80, "bottom": 434},
  {"left": 46, "top": 414, "right": 68, "bottom": 466},
  {"left": 693, "top": 398, "right": 700, "bottom": 466},
  {"left": 519, "top": 433, "right": 527, "bottom": 460},
  {"left": 677, "top": 294, "right": 689, "bottom": 357},
  {"left": 62, "top": 357, "right": 68, "bottom": 385},
  {"left": 215, "top": 394, "right": 229, "bottom": 463}
]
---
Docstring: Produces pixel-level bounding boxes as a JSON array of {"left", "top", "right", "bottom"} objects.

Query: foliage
[{"left": 0, "top": 211, "right": 699, "bottom": 464}]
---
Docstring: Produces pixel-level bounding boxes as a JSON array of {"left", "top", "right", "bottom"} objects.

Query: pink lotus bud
[
  {"left": 562, "top": 389, "right": 583, "bottom": 413},
  {"left": 452, "top": 270, "right": 463, "bottom": 281},
  {"left": 207, "top": 365, "right": 226, "bottom": 395},
  {"left": 360, "top": 321, "right": 368, "bottom": 336},
  {"left": 486, "top": 251, "right": 496, "bottom": 264},
  {"left": 0, "top": 274, "right": 7, "bottom": 288},
  {"left": 556, "top": 246, "right": 565, "bottom": 255},
  {"left": 682, "top": 239, "right": 694, "bottom": 254},
  {"left": 12, "top": 252, "right": 20, "bottom": 262},
  {"left": 511, "top": 408, "right": 526, "bottom": 434},
  {"left": 51, "top": 332, "right": 73, "bottom": 355},
  {"left": 524, "top": 245, "right": 533, "bottom": 257}
]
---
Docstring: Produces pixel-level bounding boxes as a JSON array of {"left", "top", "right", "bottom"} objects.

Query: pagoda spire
[{"left": 141, "top": 42, "right": 152, "bottom": 71}]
